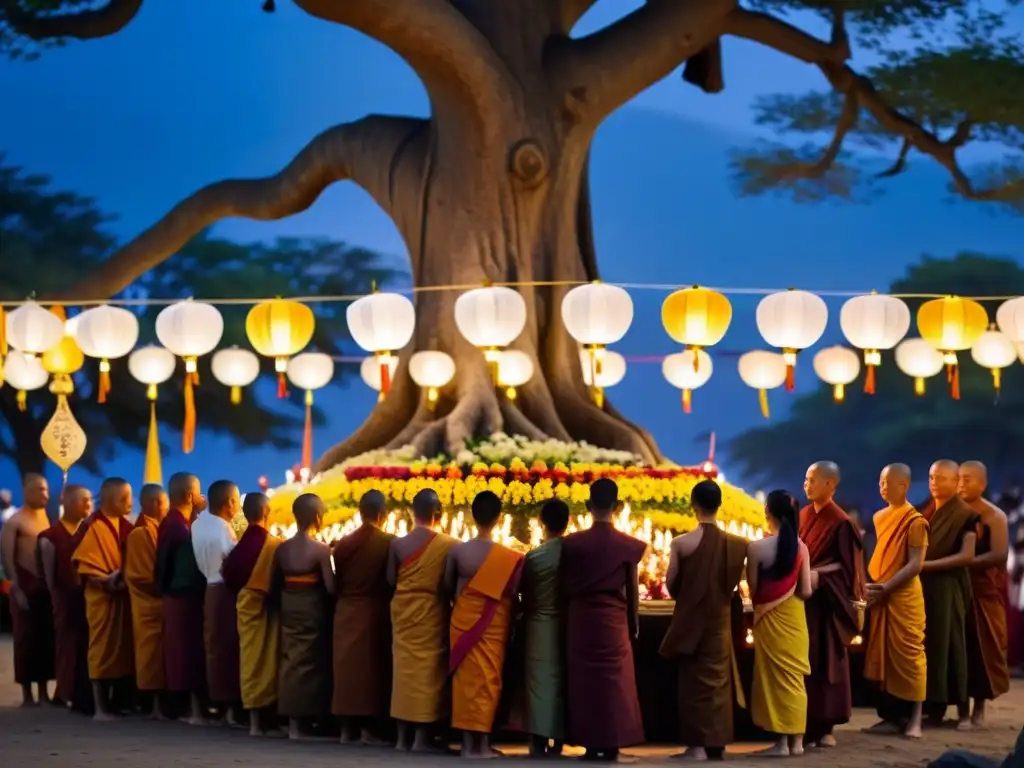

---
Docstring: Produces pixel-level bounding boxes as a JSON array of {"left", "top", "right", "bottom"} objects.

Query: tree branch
[
  {"left": 549, "top": 0, "right": 736, "bottom": 124},
  {"left": 50, "top": 115, "right": 427, "bottom": 301},
  {"left": 557, "top": 0, "right": 598, "bottom": 32},
  {"left": 1, "top": 0, "right": 142, "bottom": 41}
]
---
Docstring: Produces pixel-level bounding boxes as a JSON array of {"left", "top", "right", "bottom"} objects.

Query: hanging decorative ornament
[
  {"left": 454, "top": 284, "right": 527, "bottom": 384},
  {"left": 894, "top": 338, "right": 944, "bottom": 396},
  {"left": 755, "top": 289, "right": 829, "bottom": 391},
  {"left": 5, "top": 300, "right": 65, "bottom": 356},
  {"left": 128, "top": 346, "right": 177, "bottom": 485},
  {"left": 579, "top": 349, "right": 626, "bottom": 409},
  {"left": 359, "top": 355, "right": 400, "bottom": 402},
  {"left": 561, "top": 281, "right": 633, "bottom": 406},
  {"left": 40, "top": 386, "right": 87, "bottom": 483},
  {"left": 737, "top": 351, "right": 788, "bottom": 418},
  {"left": 346, "top": 289, "right": 415, "bottom": 400},
  {"left": 41, "top": 333, "right": 85, "bottom": 393},
  {"left": 812, "top": 346, "right": 861, "bottom": 403},
  {"left": 996, "top": 296, "right": 1024, "bottom": 343},
  {"left": 155, "top": 300, "right": 224, "bottom": 454},
  {"left": 246, "top": 298, "right": 316, "bottom": 398},
  {"left": 916, "top": 296, "right": 987, "bottom": 400},
  {"left": 73, "top": 305, "right": 140, "bottom": 403},
  {"left": 496, "top": 350, "right": 534, "bottom": 401},
  {"left": 408, "top": 351, "right": 456, "bottom": 410},
  {"left": 661, "top": 286, "right": 732, "bottom": 371},
  {"left": 211, "top": 347, "right": 261, "bottom": 404},
  {"left": 662, "top": 349, "right": 713, "bottom": 414},
  {"left": 3, "top": 352, "right": 49, "bottom": 411},
  {"left": 839, "top": 292, "right": 910, "bottom": 394},
  {"left": 287, "top": 352, "right": 336, "bottom": 477},
  {"left": 970, "top": 325, "right": 1017, "bottom": 398}
]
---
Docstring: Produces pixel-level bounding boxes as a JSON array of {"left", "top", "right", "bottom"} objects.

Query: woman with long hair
[{"left": 747, "top": 490, "right": 813, "bottom": 757}]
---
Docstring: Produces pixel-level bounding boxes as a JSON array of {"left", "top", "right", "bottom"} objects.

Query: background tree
[
  {"left": 2, "top": 0, "right": 1021, "bottom": 471},
  {"left": 727, "top": 253, "right": 1024, "bottom": 505},
  {"left": 0, "top": 158, "right": 398, "bottom": 476}
]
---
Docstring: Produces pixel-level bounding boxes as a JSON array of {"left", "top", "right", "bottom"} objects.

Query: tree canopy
[
  {"left": 727, "top": 252, "right": 1024, "bottom": 505},
  {"left": 0, "top": 157, "right": 400, "bottom": 476}
]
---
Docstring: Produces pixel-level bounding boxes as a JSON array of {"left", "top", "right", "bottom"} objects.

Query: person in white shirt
[{"left": 191, "top": 480, "right": 242, "bottom": 724}]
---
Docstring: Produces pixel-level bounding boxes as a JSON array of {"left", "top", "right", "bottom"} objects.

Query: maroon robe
[
  {"left": 799, "top": 501, "right": 864, "bottom": 741},
  {"left": 155, "top": 508, "right": 207, "bottom": 694},
  {"left": 561, "top": 522, "right": 646, "bottom": 750},
  {"left": 221, "top": 524, "right": 268, "bottom": 591},
  {"left": 9, "top": 556, "right": 54, "bottom": 688}
]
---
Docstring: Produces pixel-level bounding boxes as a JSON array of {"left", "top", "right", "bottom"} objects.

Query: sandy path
[{"left": 1, "top": 637, "right": 1019, "bottom": 766}]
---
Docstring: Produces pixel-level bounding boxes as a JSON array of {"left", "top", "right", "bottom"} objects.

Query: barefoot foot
[{"left": 863, "top": 720, "right": 903, "bottom": 735}]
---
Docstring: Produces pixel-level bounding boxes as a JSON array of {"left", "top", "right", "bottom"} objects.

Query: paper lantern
[
  {"left": 41, "top": 335, "right": 86, "bottom": 397},
  {"left": 894, "top": 338, "right": 944, "bottom": 396},
  {"left": 128, "top": 346, "right": 176, "bottom": 485},
  {"left": 839, "top": 293, "right": 910, "bottom": 394},
  {"left": 287, "top": 352, "right": 336, "bottom": 472},
  {"left": 812, "top": 346, "right": 861, "bottom": 403},
  {"left": 496, "top": 350, "right": 534, "bottom": 401},
  {"left": 563, "top": 282, "right": 633, "bottom": 407},
  {"left": 996, "top": 297, "right": 1024, "bottom": 342},
  {"left": 212, "top": 347, "right": 261, "bottom": 404},
  {"left": 662, "top": 349, "right": 713, "bottom": 414},
  {"left": 73, "top": 305, "right": 141, "bottom": 403},
  {"left": 661, "top": 286, "right": 732, "bottom": 352},
  {"left": 40, "top": 392, "right": 87, "bottom": 481},
  {"left": 359, "top": 355, "right": 400, "bottom": 401},
  {"left": 5, "top": 301, "right": 65, "bottom": 356},
  {"left": 346, "top": 291, "right": 414, "bottom": 400},
  {"left": 454, "top": 286, "right": 527, "bottom": 383},
  {"left": 4, "top": 352, "right": 49, "bottom": 411},
  {"left": 738, "top": 350, "right": 788, "bottom": 418},
  {"left": 916, "top": 296, "right": 987, "bottom": 400},
  {"left": 970, "top": 326, "right": 1017, "bottom": 395},
  {"left": 408, "top": 351, "right": 456, "bottom": 409},
  {"left": 755, "top": 289, "right": 828, "bottom": 391},
  {"left": 579, "top": 349, "right": 627, "bottom": 409},
  {"left": 155, "top": 300, "right": 224, "bottom": 454},
  {"left": 246, "top": 298, "right": 315, "bottom": 398}
]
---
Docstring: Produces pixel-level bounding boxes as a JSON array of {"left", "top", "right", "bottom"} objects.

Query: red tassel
[
  {"left": 301, "top": 398, "right": 313, "bottom": 470},
  {"left": 951, "top": 365, "right": 960, "bottom": 400},
  {"left": 380, "top": 359, "right": 391, "bottom": 397},
  {"left": 785, "top": 364, "right": 795, "bottom": 392},
  {"left": 277, "top": 371, "right": 288, "bottom": 399},
  {"left": 683, "top": 389, "right": 692, "bottom": 414},
  {"left": 865, "top": 365, "right": 876, "bottom": 395}
]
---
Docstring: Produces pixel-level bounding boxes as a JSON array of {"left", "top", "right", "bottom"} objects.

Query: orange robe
[
  {"left": 72, "top": 514, "right": 135, "bottom": 681},
  {"left": 124, "top": 516, "right": 165, "bottom": 691},
  {"left": 964, "top": 498, "right": 1010, "bottom": 701},
  {"left": 865, "top": 503, "right": 928, "bottom": 703},
  {"left": 449, "top": 544, "right": 525, "bottom": 733}
]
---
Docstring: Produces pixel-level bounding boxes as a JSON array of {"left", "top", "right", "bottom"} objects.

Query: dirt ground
[{"left": 0, "top": 637, "right": 1019, "bottom": 767}]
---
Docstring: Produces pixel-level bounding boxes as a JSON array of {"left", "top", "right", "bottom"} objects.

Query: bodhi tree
[{"left": 4, "top": 0, "right": 1022, "bottom": 471}]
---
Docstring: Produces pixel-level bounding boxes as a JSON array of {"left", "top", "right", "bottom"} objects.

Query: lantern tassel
[
  {"left": 0, "top": 307, "right": 6, "bottom": 355},
  {"left": 380, "top": 358, "right": 391, "bottom": 397},
  {"left": 758, "top": 389, "right": 770, "bottom": 419},
  {"left": 97, "top": 360, "right": 111, "bottom": 404},
  {"left": 182, "top": 369, "right": 198, "bottom": 455},
  {"left": 301, "top": 389, "right": 314, "bottom": 471},
  {"left": 993, "top": 369, "right": 1001, "bottom": 404},
  {"left": 50, "top": 304, "right": 66, "bottom": 322},
  {"left": 864, "top": 364, "right": 876, "bottom": 395},
  {"left": 17, "top": 390, "right": 26, "bottom": 412},
  {"left": 784, "top": 363, "right": 795, "bottom": 392},
  {"left": 950, "top": 364, "right": 960, "bottom": 400},
  {"left": 595, "top": 387, "right": 605, "bottom": 410},
  {"left": 833, "top": 383, "right": 845, "bottom": 403},
  {"left": 144, "top": 400, "right": 163, "bottom": 485},
  {"left": 277, "top": 371, "right": 288, "bottom": 399},
  {"left": 914, "top": 377, "right": 925, "bottom": 396},
  {"left": 231, "top": 386, "right": 242, "bottom": 405},
  {"left": 682, "top": 389, "right": 692, "bottom": 414}
]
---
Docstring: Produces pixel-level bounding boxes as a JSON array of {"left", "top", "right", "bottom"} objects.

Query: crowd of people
[{"left": 0, "top": 459, "right": 1017, "bottom": 760}]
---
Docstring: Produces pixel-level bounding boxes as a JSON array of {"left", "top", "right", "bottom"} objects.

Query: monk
[
  {"left": 388, "top": 488, "right": 458, "bottom": 753},
  {"left": 444, "top": 490, "right": 525, "bottom": 759},
  {"left": 799, "top": 461, "right": 865, "bottom": 748},
  {"left": 864, "top": 463, "right": 927, "bottom": 739},
  {"left": 522, "top": 499, "right": 570, "bottom": 758},
  {"left": 958, "top": 461, "right": 1010, "bottom": 728},
  {"left": 221, "top": 492, "right": 284, "bottom": 738},
  {"left": 155, "top": 472, "right": 208, "bottom": 725},
  {"left": 38, "top": 484, "right": 93, "bottom": 712},
  {"left": 72, "top": 477, "right": 135, "bottom": 721},
  {"left": 332, "top": 490, "right": 396, "bottom": 745},
  {"left": 124, "top": 484, "right": 169, "bottom": 719},
  {"left": 660, "top": 478, "right": 748, "bottom": 761},
  {"left": 193, "top": 480, "right": 242, "bottom": 723},
  {"left": 920, "top": 459, "right": 979, "bottom": 728},
  {"left": 270, "top": 492, "right": 335, "bottom": 740},
  {"left": 1, "top": 473, "right": 56, "bottom": 706}
]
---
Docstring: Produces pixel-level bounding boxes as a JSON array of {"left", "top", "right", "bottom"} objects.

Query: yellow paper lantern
[
  {"left": 661, "top": 286, "right": 732, "bottom": 365},
  {"left": 916, "top": 296, "right": 988, "bottom": 400},
  {"left": 246, "top": 298, "right": 316, "bottom": 398},
  {"left": 40, "top": 385, "right": 87, "bottom": 481}
]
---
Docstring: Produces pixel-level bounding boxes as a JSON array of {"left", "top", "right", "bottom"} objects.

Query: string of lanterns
[{"left": 2, "top": 284, "right": 1024, "bottom": 482}]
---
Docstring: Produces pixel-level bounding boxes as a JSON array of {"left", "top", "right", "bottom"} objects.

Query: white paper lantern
[
  {"left": 5, "top": 301, "right": 65, "bottom": 355},
  {"left": 996, "top": 297, "right": 1024, "bottom": 343},
  {"left": 212, "top": 347, "right": 261, "bottom": 404},
  {"left": 579, "top": 350, "right": 627, "bottom": 388},
  {"left": 289, "top": 352, "right": 336, "bottom": 393},
  {"left": 971, "top": 328, "right": 1018, "bottom": 394},
  {"left": 155, "top": 300, "right": 224, "bottom": 364},
  {"left": 4, "top": 353, "right": 49, "bottom": 409},
  {"left": 662, "top": 349, "right": 712, "bottom": 414},
  {"left": 894, "top": 338, "right": 944, "bottom": 396},
  {"left": 1017, "top": 342, "right": 1024, "bottom": 366},
  {"left": 73, "top": 304, "right": 142, "bottom": 403},
  {"left": 347, "top": 291, "right": 415, "bottom": 399},
  {"left": 454, "top": 286, "right": 527, "bottom": 354},
  {"left": 359, "top": 355, "right": 398, "bottom": 398},
  {"left": 738, "top": 351, "right": 788, "bottom": 418},
  {"left": 561, "top": 282, "right": 633, "bottom": 346},
  {"left": 496, "top": 350, "right": 534, "bottom": 400},
  {"left": 756, "top": 290, "right": 828, "bottom": 390},
  {"left": 812, "top": 346, "right": 861, "bottom": 403},
  {"left": 839, "top": 293, "right": 910, "bottom": 394},
  {"left": 128, "top": 346, "right": 176, "bottom": 400},
  {"left": 409, "top": 351, "right": 456, "bottom": 408}
]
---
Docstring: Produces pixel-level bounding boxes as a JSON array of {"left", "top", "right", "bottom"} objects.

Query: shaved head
[
  {"left": 810, "top": 461, "right": 840, "bottom": 481},
  {"left": 292, "top": 493, "right": 324, "bottom": 531},
  {"left": 958, "top": 461, "right": 989, "bottom": 503},
  {"left": 412, "top": 489, "right": 440, "bottom": 525},
  {"left": 884, "top": 463, "right": 912, "bottom": 482},
  {"left": 932, "top": 459, "right": 960, "bottom": 474},
  {"left": 929, "top": 459, "right": 960, "bottom": 502},
  {"left": 243, "top": 492, "right": 270, "bottom": 524},
  {"left": 359, "top": 490, "right": 387, "bottom": 525},
  {"left": 880, "top": 464, "right": 911, "bottom": 506},
  {"left": 804, "top": 461, "right": 840, "bottom": 505},
  {"left": 168, "top": 472, "right": 199, "bottom": 506},
  {"left": 960, "top": 460, "right": 987, "bottom": 480},
  {"left": 61, "top": 484, "right": 93, "bottom": 523},
  {"left": 22, "top": 472, "right": 49, "bottom": 510}
]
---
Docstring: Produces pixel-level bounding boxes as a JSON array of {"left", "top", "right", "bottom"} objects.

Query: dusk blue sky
[{"left": 1, "top": 0, "right": 1021, "bottom": 500}]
